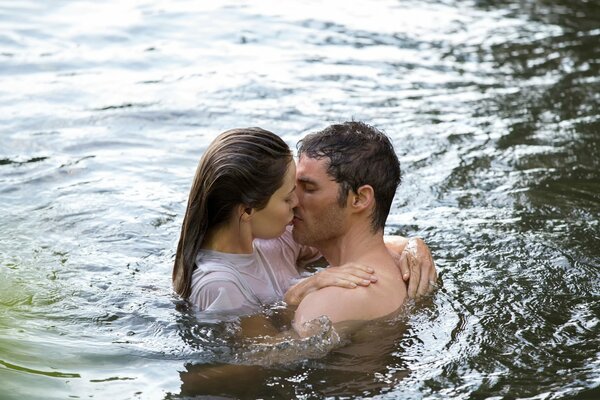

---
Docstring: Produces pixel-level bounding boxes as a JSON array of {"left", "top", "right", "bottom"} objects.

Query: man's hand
[{"left": 385, "top": 236, "right": 437, "bottom": 298}]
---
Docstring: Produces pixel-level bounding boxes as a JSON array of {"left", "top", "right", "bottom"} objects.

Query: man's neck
[{"left": 317, "top": 223, "right": 387, "bottom": 267}]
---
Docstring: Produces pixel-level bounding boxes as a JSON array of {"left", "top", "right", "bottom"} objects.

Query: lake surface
[{"left": 0, "top": 0, "right": 598, "bottom": 398}]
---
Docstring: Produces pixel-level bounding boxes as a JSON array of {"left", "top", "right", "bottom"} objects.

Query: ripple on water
[{"left": 0, "top": 0, "right": 599, "bottom": 398}]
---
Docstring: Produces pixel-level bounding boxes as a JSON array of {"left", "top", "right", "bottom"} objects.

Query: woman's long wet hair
[{"left": 173, "top": 127, "right": 292, "bottom": 299}]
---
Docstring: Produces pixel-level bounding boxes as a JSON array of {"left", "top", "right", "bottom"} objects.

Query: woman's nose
[{"left": 290, "top": 192, "right": 299, "bottom": 208}]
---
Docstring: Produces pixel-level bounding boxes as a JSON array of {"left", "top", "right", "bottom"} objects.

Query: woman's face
[{"left": 250, "top": 160, "right": 298, "bottom": 239}]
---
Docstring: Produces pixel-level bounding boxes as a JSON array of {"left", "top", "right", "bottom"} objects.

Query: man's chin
[{"left": 291, "top": 226, "right": 308, "bottom": 245}]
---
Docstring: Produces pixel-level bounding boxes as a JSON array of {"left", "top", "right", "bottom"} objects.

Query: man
[{"left": 290, "top": 121, "right": 422, "bottom": 336}]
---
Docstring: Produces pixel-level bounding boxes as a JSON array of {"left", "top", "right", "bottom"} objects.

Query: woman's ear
[
  {"left": 350, "top": 185, "right": 375, "bottom": 212},
  {"left": 239, "top": 205, "right": 255, "bottom": 221}
]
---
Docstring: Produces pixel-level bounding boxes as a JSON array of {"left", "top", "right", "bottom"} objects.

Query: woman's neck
[{"left": 201, "top": 221, "right": 254, "bottom": 254}]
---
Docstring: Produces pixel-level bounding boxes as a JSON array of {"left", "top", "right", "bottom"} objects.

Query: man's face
[{"left": 292, "top": 155, "right": 349, "bottom": 247}]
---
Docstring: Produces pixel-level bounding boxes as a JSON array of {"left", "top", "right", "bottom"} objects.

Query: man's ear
[{"left": 349, "top": 185, "right": 375, "bottom": 212}]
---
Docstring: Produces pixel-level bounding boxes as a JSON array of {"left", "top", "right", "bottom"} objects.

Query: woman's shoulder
[
  {"left": 191, "top": 256, "right": 244, "bottom": 288},
  {"left": 189, "top": 261, "right": 258, "bottom": 312}
]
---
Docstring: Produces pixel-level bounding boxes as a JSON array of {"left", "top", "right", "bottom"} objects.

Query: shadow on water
[
  {"left": 474, "top": 0, "right": 600, "bottom": 31},
  {"left": 473, "top": 0, "right": 600, "bottom": 254},
  {"left": 424, "top": 0, "right": 600, "bottom": 398}
]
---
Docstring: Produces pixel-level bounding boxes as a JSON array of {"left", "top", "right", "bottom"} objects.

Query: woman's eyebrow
[{"left": 288, "top": 185, "right": 297, "bottom": 194}]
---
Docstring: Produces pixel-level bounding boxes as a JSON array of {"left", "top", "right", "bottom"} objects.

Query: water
[{"left": 1, "top": 0, "right": 598, "bottom": 398}]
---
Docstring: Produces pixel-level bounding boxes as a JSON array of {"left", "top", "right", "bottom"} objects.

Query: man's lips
[{"left": 292, "top": 215, "right": 302, "bottom": 224}]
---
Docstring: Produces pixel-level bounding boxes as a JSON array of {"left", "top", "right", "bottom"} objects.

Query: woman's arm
[
  {"left": 384, "top": 235, "right": 437, "bottom": 298},
  {"left": 284, "top": 263, "right": 377, "bottom": 306},
  {"left": 286, "top": 236, "right": 437, "bottom": 305}
]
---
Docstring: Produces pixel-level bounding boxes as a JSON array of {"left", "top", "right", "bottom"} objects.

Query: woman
[{"left": 173, "top": 127, "right": 377, "bottom": 314}]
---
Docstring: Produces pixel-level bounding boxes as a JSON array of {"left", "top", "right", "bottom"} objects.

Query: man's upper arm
[
  {"left": 292, "top": 286, "right": 368, "bottom": 337},
  {"left": 383, "top": 235, "right": 409, "bottom": 254}
]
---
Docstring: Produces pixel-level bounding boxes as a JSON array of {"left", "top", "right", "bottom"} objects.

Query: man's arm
[
  {"left": 292, "top": 286, "right": 370, "bottom": 337},
  {"left": 384, "top": 236, "right": 437, "bottom": 297}
]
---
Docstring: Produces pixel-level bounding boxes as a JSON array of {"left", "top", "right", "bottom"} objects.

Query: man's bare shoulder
[{"left": 293, "top": 285, "right": 372, "bottom": 329}]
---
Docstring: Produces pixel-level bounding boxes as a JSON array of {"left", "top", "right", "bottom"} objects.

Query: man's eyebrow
[{"left": 297, "top": 177, "right": 317, "bottom": 185}]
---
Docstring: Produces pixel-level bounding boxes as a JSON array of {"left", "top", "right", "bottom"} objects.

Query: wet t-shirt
[{"left": 189, "top": 227, "right": 320, "bottom": 315}]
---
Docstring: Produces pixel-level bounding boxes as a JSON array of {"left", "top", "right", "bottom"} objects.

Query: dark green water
[{"left": 0, "top": 0, "right": 598, "bottom": 398}]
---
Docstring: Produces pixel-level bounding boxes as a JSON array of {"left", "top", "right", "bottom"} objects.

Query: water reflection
[{"left": 1, "top": 0, "right": 599, "bottom": 398}]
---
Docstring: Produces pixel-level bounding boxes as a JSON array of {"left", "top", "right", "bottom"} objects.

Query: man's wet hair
[{"left": 297, "top": 121, "right": 401, "bottom": 232}]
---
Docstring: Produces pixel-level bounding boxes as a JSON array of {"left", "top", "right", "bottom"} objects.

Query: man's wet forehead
[{"left": 296, "top": 156, "right": 335, "bottom": 182}]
